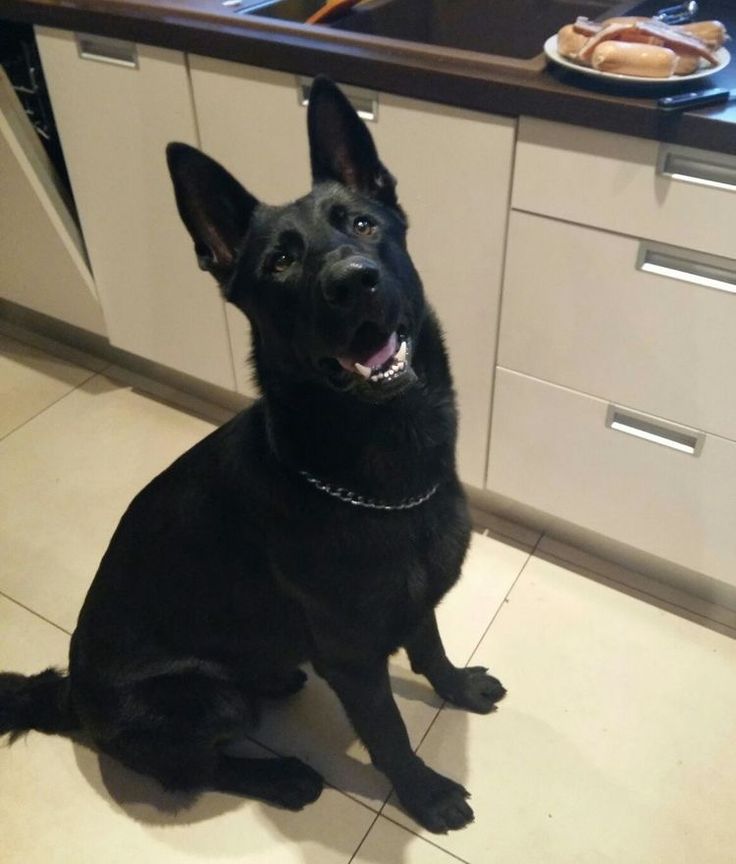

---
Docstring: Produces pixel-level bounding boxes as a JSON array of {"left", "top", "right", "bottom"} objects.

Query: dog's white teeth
[
  {"left": 364, "top": 345, "right": 408, "bottom": 384},
  {"left": 368, "top": 356, "right": 407, "bottom": 384}
]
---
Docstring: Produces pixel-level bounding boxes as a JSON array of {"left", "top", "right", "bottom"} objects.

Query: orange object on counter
[{"left": 305, "top": 0, "right": 364, "bottom": 25}]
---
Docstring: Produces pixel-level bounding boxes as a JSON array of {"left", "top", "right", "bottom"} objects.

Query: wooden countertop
[{"left": 3, "top": 0, "right": 735, "bottom": 154}]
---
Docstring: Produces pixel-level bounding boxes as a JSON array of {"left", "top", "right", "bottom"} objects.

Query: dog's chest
[{"left": 272, "top": 492, "right": 470, "bottom": 653}]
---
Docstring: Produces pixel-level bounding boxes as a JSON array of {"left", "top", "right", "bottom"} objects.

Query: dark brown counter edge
[{"left": 2, "top": 0, "right": 735, "bottom": 155}]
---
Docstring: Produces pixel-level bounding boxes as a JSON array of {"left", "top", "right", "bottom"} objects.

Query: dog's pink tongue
[{"left": 338, "top": 331, "right": 398, "bottom": 372}]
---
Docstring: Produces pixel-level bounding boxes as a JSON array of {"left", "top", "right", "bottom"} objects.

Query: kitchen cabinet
[
  {"left": 188, "top": 58, "right": 516, "bottom": 487},
  {"left": 34, "top": 28, "right": 237, "bottom": 389},
  {"left": 512, "top": 117, "right": 736, "bottom": 261},
  {"left": 499, "top": 211, "right": 736, "bottom": 440},
  {"left": 0, "top": 66, "right": 103, "bottom": 334},
  {"left": 14, "top": 29, "right": 736, "bottom": 595},
  {"left": 489, "top": 368, "right": 736, "bottom": 587},
  {"left": 489, "top": 117, "right": 736, "bottom": 588}
]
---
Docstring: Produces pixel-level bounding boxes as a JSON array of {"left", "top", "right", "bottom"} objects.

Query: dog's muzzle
[
  {"left": 317, "top": 254, "right": 417, "bottom": 398},
  {"left": 321, "top": 256, "right": 380, "bottom": 312}
]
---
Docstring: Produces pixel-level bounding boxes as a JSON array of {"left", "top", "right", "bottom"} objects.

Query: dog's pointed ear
[
  {"left": 166, "top": 143, "right": 259, "bottom": 286},
  {"left": 307, "top": 76, "right": 399, "bottom": 210}
]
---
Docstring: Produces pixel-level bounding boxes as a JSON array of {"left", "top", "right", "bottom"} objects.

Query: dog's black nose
[{"left": 321, "top": 257, "right": 380, "bottom": 309}]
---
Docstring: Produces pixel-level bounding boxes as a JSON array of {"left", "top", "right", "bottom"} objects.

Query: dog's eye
[
  {"left": 269, "top": 252, "right": 293, "bottom": 273},
  {"left": 353, "top": 216, "right": 376, "bottom": 236}
]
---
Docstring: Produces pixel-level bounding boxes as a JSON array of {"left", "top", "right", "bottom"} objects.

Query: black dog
[{"left": 0, "top": 77, "right": 505, "bottom": 833}]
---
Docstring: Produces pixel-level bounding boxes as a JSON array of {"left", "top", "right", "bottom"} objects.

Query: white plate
[{"left": 544, "top": 34, "right": 730, "bottom": 86}]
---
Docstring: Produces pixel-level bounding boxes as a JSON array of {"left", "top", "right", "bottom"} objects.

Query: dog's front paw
[
  {"left": 441, "top": 666, "right": 506, "bottom": 714},
  {"left": 396, "top": 765, "right": 473, "bottom": 833}
]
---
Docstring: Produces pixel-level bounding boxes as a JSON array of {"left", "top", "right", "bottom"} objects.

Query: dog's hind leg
[
  {"left": 101, "top": 731, "right": 323, "bottom": 809},
  {"left": 247, "top": 668, "right": 308, "bottom": 699},
  {"left": 79, "top": 666, "right": 323, "bottom": 809}
]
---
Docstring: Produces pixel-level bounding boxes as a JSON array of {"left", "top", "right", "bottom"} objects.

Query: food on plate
[
  {"left": 673, "top": 52, "right": 700, "bottom": 75},
  {"left": 591, "top": 42, "right": 678, "bottom": 77},
  {"left": 577, "top": 20, "right": 719, "bottom": 65},
  {"left": 557, "top": 16, "right": 729, "bottom": 76},
  {"left": 675, "top": 20, "right": 728, "bottom": 50},
  {"left": 557, "top": 24, "right": 588, "bottom": 61}
]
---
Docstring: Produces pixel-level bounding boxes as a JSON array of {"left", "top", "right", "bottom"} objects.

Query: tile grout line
[
  {"left": 461, "top": 531, "right": 545, "bottom": 669},
  {"left": 346, "top": 808, "right": 383, "bottom": 864},
  {"left": 240, "top": 731, "right": 398, "bottom": 864},
  {"left": 427, "top": 536, "right": 542, "bottom": 740},
  {"left": 372, "top": 809, "right": 476, "bottom": 864},
  {"left": 0, "top": 366, "right": 106, "bottom": 445},
  {"left": 239, "top": 732, "right": 393, "bottom": 818},
  {"left": 371, "top": 533, "right": 546, "bottom": 842},
  {"left": 0, "top": 589, "right": 72, "bottom": 637}
]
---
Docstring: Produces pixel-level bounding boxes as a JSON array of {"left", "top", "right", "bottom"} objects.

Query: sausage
[
  {"left": 673, "top": 52, "right": 700, "bottom": 75},
  {"left": 675, "top": 20, "right": 728, "bottom": 50},
  {"left": 591, "top": 42, "right": 678, "bottom": 77},
  {"left": 557, "top": 24, "right": 589, "bottom": 61},
  {"left": 579, "top": 20, "right": 719, "bottom": 65},
  {"left": 578, "top": 22, "right": 661, "bottom": 62}
]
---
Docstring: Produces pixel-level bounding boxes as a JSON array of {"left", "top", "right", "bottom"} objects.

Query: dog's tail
[{"left": 0, "top": 668, "right": 79, "bottom": 737}]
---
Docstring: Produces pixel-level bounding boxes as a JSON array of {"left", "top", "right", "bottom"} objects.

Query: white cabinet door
[
  {"left": 489, "top": 368, "right": 736, "bottom": 587},
  {"left": 189, "top": 59, "right": 516, "bottom": 486},
  {"left": 0, "top": 67, "right": 103, "bottom": 334},
  {"left": 513, "top": 117, "right": 736, "bottom": 261},
  {"left": 35, "top": 28, "right": 236, "bottom": 389},
  {"left": 499, "top": 211, "right": 736, "bottom": 440}
]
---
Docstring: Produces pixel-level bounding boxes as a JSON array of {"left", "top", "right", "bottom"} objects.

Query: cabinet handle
[
  {"left": 637, "top": 242, "right": 736, "bottom": 296},
  {"left": 75, "top": 34, "right": 138, "bottom": 69},
  {"left": 605, "top": 406, "right": 704, "bottom": 456},
  {"left": 297, "top": 77, "right": 378, "bottom": 121},
  {"left": 657, "top": 144, "right": 736, "bottom": 192}
]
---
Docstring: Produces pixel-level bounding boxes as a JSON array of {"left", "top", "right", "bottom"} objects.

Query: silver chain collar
[{"left": 298, "top": 470, "right": 439, "bottom": 511}]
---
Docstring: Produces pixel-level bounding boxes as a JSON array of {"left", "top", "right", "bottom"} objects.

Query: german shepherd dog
[{"left": 0, "top": 77, "right": 505, "bottom": 833}]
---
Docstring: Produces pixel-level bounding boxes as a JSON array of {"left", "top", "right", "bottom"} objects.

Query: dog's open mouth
[{"left": 322, "top": 323, "right": 416, "bottom": 394}]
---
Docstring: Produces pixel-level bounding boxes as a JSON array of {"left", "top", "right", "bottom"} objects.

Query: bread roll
[
  {"left": 676, "top": 20, "right": 728, "bottom": 50},
  {"left": 674, "top": 52, "right": 700, "bottom": 75},
  {"left": 591, "top": 42, "right": 678, "bottom": 77},
  {"left": 557, "top": 24, "right": 589, "bottom": 61}
]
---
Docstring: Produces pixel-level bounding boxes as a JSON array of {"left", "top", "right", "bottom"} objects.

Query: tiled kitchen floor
[{"left": 1, "top": 331, "right": 736, "bottom": 864}]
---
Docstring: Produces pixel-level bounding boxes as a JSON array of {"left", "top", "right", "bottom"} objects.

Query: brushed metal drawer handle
[
  {"left": 606, "top": 406, "right": 704, "bottom": 456},
  {"left": 657, "top": 144, "right": 736, "bottom": 192},
  {"left": 297, "top": 77, "right": 378, "bottom": 121},
  {"left": 75, "top": 34, "right": 138, "bottom": 68},
  {"left": 637, "top": 242, "right": 736, "bottom": 296}
]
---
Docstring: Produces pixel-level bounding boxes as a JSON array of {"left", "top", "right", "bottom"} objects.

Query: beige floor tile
[
  {"left": 0, "top": 593, "right": 70, "bottom": 673},
  {"left": 354, "top": 814, "right": 464, "bottom": 864},
  {"left": 538, "top": 535, "right": 736, "bottom": 634},
  {"left": 0, "top": 334, "right": 98, "bottom": 439},
  {"left": 0, "top": 374, "right": 215, "bottom": 632},
  {"left": 467, "top": 503, "right": 543, "bottom": 550},
  {"left": 0, "top": 598, "right": 375, "bottom": 864},
  {"left": 2, "top": 733, "right": 375, "bottom": 864},
  {"left": 383, "top": 555, "right": 736, "bottom": 863},
  {"left": 241, "top": 532, "right": 529, "bottom": 811}
]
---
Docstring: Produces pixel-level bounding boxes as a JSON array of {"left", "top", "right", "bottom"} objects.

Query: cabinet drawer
[
  {"left": 499, "top": 211, "right": 736, "bottom": 440},
  {"left": 488, "top": 368, "right": 736, "bottom": 586},
  {"left": 512, "top": 117, "right": 736, "bottom": 261}
]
